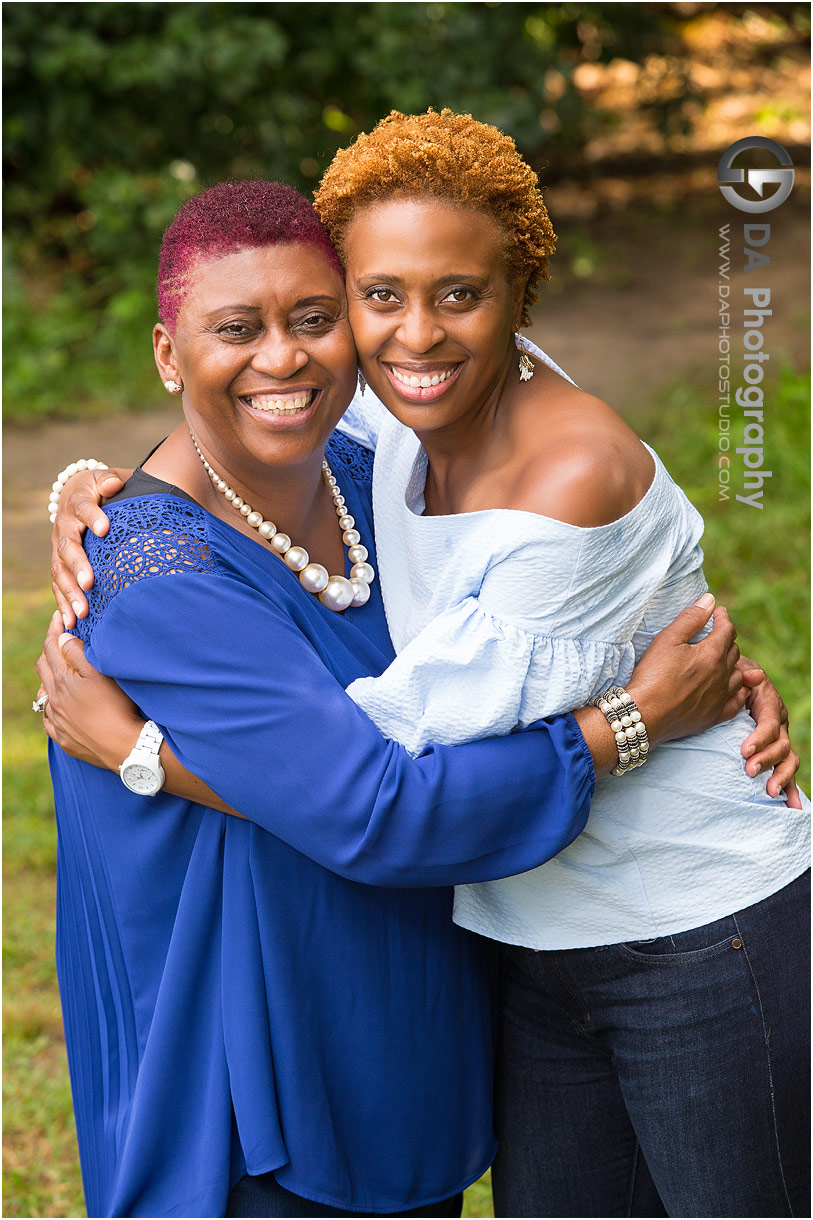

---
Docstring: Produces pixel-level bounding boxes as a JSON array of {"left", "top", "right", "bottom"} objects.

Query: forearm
[
  {"left": 111, "top": 705, "right": 607, "bottom": 823},
  {"left": 84, "top": 572, "right": 598, "bottom": 887},
  {"left": 92, "top": 708, "right": 243, "bottom": 817},
  {"left": 159, "top": 742, "right": 241, "bottom": 816},
  {"left": 571, "top": 705, "right": 622, "bottom": 777}
]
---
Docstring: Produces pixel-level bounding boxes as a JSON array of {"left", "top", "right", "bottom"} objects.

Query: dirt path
[{"left": 5, "top": 194, "right": 808, "bottom": 594}]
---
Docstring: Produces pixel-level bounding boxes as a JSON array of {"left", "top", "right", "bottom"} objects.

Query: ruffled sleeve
[
  {"left": 347, "top": 597, "right": 634, "bottom": 756},
  {"left": 347, "top": 452, "right": 707, "bottom": 757}
]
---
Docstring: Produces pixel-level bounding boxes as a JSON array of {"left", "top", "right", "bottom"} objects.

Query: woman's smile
[
  {"left": 240, "top": 389, "right": 316, "bottom": 413},
  {"left": 238, "top": 386, "right": 321, "bottom": 427},
  {"left": 384, "top": 362, "right": 463, "bottom": 401}
]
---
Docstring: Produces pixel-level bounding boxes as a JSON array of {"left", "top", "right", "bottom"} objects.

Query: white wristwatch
[{"left": 119, "top": 720, "right": 166, "bottom": 797}]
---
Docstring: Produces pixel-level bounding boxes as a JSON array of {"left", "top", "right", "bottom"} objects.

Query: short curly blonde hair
[{"left": 314, "top": 109, "right": 556, "bottom": 327}]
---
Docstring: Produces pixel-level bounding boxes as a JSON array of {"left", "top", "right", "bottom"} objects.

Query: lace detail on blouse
[
  {"left": 75, "top": 495, "right": 216, "bottom": 644},
  {"left": 325, "top": 431, "right": 374, "bottom": 483}
]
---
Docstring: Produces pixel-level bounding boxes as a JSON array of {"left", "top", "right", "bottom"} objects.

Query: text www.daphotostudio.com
[{"left": 716, "top": 137, "right": 795, "bottom": 508}]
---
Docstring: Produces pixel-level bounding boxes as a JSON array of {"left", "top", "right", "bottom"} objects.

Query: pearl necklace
[{"left": 190, "top": 433, "right": 375, "bottom": 612}]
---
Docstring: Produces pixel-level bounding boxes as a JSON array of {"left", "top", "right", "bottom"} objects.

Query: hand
[
  {"left": 36, "top": 611, "right": 143, "bottom": 769},
  {"left": 627, "top": 594, "right": 745, "bottom": 747},
  {"left": 738, "top": 656, "right": 801, "bottom": 804},
  {"left": 51, "top": 466, "right": 130, "bottom": 628}
]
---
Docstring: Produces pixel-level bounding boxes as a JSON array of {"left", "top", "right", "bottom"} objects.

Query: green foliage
[
  {"left": 4, "top": 2, "right": 669, "bottom": 237},
  {"left": 631, "top": 364, "right": 811, "bottom": 776},
  {"left": 2, "top": 0, "right": 691, "bottom": 422}
]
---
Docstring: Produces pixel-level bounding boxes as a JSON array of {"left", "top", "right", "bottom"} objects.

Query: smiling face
[
  {"left": 154, "top": 242, "right": 357, "bottom": 483},
  {"left": 343, "top": 197, "right": 525, "bottom": 438}
]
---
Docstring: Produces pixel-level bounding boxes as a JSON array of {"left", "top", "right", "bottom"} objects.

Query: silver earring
[
  {"left": 516, "top": 334, "right": 535, "bottom": 382},
  {"left": 358, "top": 371, "right": 367, "bottom": 397},
  {"left": 164, "top": 379, "right": 183, "bottom": 394}
]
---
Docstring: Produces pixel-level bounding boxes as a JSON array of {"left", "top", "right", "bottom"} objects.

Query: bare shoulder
[{"left": 512, "top": 380, "right": 656, "bottom": 528}]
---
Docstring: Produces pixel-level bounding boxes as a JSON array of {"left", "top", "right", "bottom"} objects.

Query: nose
[
  {"left": 395, "top": 302, "right": 446, "bottom": 354},
  {"left": 251, "top": 327, "right": 309, "bottom": 378}
]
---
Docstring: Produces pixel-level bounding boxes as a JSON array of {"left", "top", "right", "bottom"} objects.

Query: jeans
[
  {"left": 225, "top": 1173, "right": 462, "bottom": 1218},
  {"left": 492, "top": 870, "right": 810, "bottom": 1218}
]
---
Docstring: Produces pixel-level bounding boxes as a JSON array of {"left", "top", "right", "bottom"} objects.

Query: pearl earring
[
  {"left": 164, "top": 379, "right": 183, "bottom": 394},
  {"left": 515, "top": 334, "right": 535, "bottom": 382}
]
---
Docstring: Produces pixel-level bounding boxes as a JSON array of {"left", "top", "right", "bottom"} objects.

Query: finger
[
  {"left": 43, "top": 616, "right": 88, "bottom": 679},
  {"left": 780, "top": 778, "right": 802, "bottom": 809},
  {"left": 36, "top": 619, "right": 59, "bottom": 681},
  {"left": 51, "top": 535, "right": 93, "bottom": 619},
  {"left": 715, "top": 606, "right": 736, "bottom": 641},
  {"left": 62, "top": 471, "right": 122, "bottom": 537},
  {"left": 87, "top": 474, "right": 124, "bottom": 534},
  {"left": 737, "top": 653, "right": 765, "bottom": 680},
  {"left": 708, "top": 605, "right": 736, "bottom": 650},
  {"left": 725, "top": 640, "right": 741, "bottom": 671},
  {"left": 765, "top": 751, "right": 800, "bottom": 797},
  {"left": 47, "top": 608, "right": 63, "bottom": 640},
  {"left": 42, "top": 611, "right": 68, "bottom": 670},
  {"left": 35, "top": 650, "right": 51, "bottom": 684},
  {"left": 57, "top": 632, "right": 90, "bottom": 674},
  {"left": 663, "top": 593, "right": 716, "bottom": 642},
  {"left": 747, "top": 733, "right": 790, "bottom": 776},
  {"left": 51, "top": 579, "right": 77, "bottom": 630},
  {"left": 747, "top": 681, "right": 789, "bottom": 725},
  {"left": 726, "top": 666, "right": 744, "bottom": 696},
  {"left": 55, "top": 528, "right": 95, "bottom": 590},
  {"left": 720, "top": 688, "right": 748, "bottom": 720},
  {"left": 742, "top": 713, "right": 784, "bottom": 763},
  {"left": 741, "top": 691, "right": 789, "bottom": 760}
]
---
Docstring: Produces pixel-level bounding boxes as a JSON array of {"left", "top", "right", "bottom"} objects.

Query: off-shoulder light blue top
[
  {"left": 341, "top": 349, "right": 810, "bottom": 950},
  {"left": 49, "top": 433, "right": 594, "bottom": 1217}
]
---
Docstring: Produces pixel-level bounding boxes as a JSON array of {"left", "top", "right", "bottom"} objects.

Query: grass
[
  {"left": 3, "top": 588, "right": 86, "bottom": 1219},
  {"left": 2, "top": 366, "right": 808, "bottom": 1217}
]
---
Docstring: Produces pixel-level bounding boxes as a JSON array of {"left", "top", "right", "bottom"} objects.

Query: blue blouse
[{"left": 50, "top": 433, "right": 594, "bottom": 1217}]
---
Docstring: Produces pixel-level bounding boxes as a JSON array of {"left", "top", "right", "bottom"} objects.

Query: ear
[
  {"left": 153, "top": 323, "right": 181, "bottom": 386},
  {"left": 511, "top": 277, "right": 528, "bottom": 331}
]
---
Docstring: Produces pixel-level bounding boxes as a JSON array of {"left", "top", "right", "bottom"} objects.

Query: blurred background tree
[{"left": 4, "top": 0, "right": 809, "bottom": 418}]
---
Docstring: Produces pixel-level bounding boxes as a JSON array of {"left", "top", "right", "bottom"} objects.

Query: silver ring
[{"left": 32, "top": 693, "right": 49, "bottom": 713}]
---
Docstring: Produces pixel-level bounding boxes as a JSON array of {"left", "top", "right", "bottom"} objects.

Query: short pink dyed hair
[{"left": 157, "top": 180, "right": 343, "bottom": 331}]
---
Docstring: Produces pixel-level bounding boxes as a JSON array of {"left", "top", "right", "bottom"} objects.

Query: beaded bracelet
[
  {"left": 591, "top": 685, "right": 650, "bottom": 775},
  {"left": 48, "top": 459, "right": 109, "bottom": 523}
]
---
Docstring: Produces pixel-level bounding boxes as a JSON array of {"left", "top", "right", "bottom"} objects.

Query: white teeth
[
  {"left": 392, "top": 367, "right": 455, "bottom": 389},
  {"left": 247, "top": 392, "right": 313, "bottom": 414}
]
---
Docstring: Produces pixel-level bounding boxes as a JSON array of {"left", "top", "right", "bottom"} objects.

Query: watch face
[{"left": 122, "top": 764, "right": 159, "bottom": 795}]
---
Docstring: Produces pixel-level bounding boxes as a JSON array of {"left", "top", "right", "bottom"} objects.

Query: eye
[
  {"left": 364, "top": 287, "right": 399, "bottom": 304},
  {"left": 441, "top": 286, "right": 478, "bottom": 305},
  {"left": 216, "top": 321, "right": 255, "bottom": 339},
  {"left": 297, "top": 312, "right": 334, "bottom": 331}
]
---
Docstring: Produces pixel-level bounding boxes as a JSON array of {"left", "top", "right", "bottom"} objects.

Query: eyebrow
[
  {"left": 354, "top": 273, "right": 489, "bottom": 286},
  {"left": 203, "top": 295, "right": 342, "bottom": 320}
]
